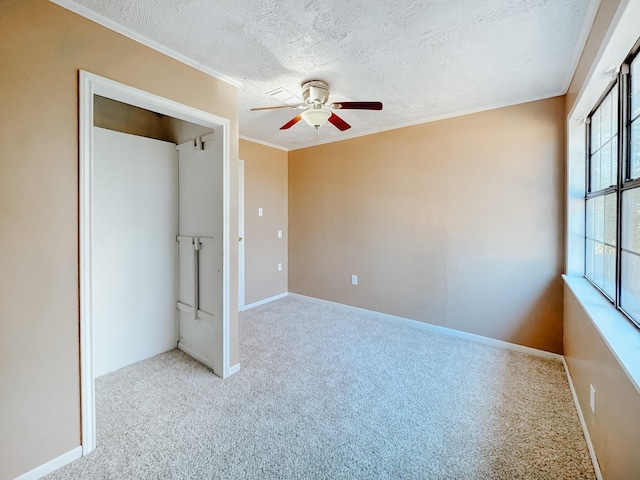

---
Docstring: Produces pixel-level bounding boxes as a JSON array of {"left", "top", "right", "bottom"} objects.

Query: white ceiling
[{"left": 59, "top": 0, "right": 599, "bottom": 150}]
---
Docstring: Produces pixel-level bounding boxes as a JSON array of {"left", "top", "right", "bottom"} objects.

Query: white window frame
[{"left": 565, "top": 0, "right": 640, "bottom": 392}]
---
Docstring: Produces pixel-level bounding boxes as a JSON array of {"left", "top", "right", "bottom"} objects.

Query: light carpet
[{"left": 45, "top": 295, "right": 595, "bottom": 479}]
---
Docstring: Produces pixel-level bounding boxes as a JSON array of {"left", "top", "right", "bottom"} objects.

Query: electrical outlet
[
  {"left": 278, "top": 263, "right": 282, "bottom": 271},
  {"left": 589, "top": 384, "right": 596, "bottom": 414},
  {"left": 351, "top": 274, "right": 358, "bottom": 285},
  {"left": 258, "top": 208, "right": 263, "bottom": 217},
  {"left": 277, "top": 230, "right": 283, "bottom": 238}
]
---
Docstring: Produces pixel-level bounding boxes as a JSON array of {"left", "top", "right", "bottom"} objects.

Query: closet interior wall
[{"left": 93, "top": 96, "right": 215, "bottom": 376}]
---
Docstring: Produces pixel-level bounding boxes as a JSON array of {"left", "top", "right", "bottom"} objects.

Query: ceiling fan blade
[
  {"left": 328, "top": 113, "right": 351, "bottom": 131},
  {"left": 280, "top": 115, "right": 302, "bottom": 130},
  {"left": 251, "top": 105, "right": 300, "bottom": 112},
  {"left": 330, "top": 101, "right": 383, "bottom": 111}
]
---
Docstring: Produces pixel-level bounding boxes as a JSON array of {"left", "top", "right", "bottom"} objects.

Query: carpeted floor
[{"left": 45, "top": 295, "right": 595, "bottom": 479}]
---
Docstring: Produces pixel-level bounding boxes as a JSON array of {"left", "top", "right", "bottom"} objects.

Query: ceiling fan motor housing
[{"left": 302, "top": 80, "right": 330, "bottom": 106}]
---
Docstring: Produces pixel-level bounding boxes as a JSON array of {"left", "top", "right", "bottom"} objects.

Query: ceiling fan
[{"left": 251, "top": 80, "right": 383, "bottom": 131}]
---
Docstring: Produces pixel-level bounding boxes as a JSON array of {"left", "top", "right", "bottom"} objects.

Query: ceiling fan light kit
[
  {"left": 251, "top": 79, "right": 383, "bottom": 133},
  {"left": 301, "top": 107, "right": 331, "bottom": 127}
]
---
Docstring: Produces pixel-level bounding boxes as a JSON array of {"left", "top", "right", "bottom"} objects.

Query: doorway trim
[
  {"left": 238, "top": 160, "right": 245, "bottom": 310},
  {"left": 79, "top": 71, "right": 233, "bottom": 455}
]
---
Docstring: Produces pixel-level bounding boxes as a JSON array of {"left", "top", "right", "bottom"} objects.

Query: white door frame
[
  {"left": 79, "top": 71, "right": 233, "bottom": 455},
  {"left": 238, "top": 160, "right": 245, "bottom": 310}
]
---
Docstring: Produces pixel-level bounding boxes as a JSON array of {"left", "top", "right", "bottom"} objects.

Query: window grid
[{"left": 586, "top": 45, "right": 640, "bottom": 330}]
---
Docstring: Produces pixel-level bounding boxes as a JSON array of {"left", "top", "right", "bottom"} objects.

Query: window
[{"left": 586, "top": 45, "right": 640, "bottom": 328}]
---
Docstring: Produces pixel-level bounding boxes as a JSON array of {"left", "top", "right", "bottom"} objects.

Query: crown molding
[
  {"left": 239, "top": 135, "right": 289, "bottom": 151},
  {"left": 49, "top": 0, "right": 242, "bottom": 89}
]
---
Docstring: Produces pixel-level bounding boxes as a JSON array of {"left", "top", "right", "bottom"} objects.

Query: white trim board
[
  {"left": 79, "top": 70, "right": 234, "bottom": 457},
  {"left": 567, "top": 0, "right": 639, "bottom": 121},
  {"left": 562, "top": 358, "right": 603, "bottom": 480},
  {"left": 563, "top": 276, "right": 640, "bottom": 394},
  {"left": 239, "top": 135, "right": 289, "bottom": 152},
  {"left": 240, "top": 292, "right": 289, "bottom": 312},
  {"left": 285, "top": 294, "right": 599, "bottom": 474},
  {"left": 238, "top": 160, "right": 246, "bottom": 311},
  {"left": 287, "top": 293, "right": 563, "bottom": 360},
  {"left": 49, "top": 0, "right": 241, "bottom": 88},
  {"left": 228, "top": 363, "right": 242, "bottom": 376},
  {"left": 288, "top": 91, "right": 569, "bottom": 152},
  {"left": 14, "top": 446, "right": 82, "bottom": 480},
  {"left": 239, "top": 291, "right": 561, "bottom": 360},
  {"left": 178, "top": 342, "right": 220, "bottom": 374}
]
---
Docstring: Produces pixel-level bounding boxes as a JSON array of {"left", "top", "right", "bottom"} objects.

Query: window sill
[{"left": 563, "top": 275, "right": 640, "bottom": 394}]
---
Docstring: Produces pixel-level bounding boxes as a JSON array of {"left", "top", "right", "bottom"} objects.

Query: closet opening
[{"left": 79, "top": 71, "right": 233, "bottom": 456}]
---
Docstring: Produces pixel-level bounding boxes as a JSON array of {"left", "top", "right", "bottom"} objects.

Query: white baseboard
[
  {"left": 287, "top": 293, "right": 563, "bottom": 360},
  {"left": 286, "top": 294, "right": 600, "bottom": 476},
  {"left": 240, "top": 292, "right": 288, "bottom": 311},
  {"left": 177, "top": 343, "right": 241, "bottom": 379},
  {"left": 177, "top": 342, "right": 217, "bottom": 373},
  {"left": 562, "top": 358, "right": 603, "bottom": 480},
  {"left": 14, "top": 293, "right": 597, "bottom": 480},
  {"left": 14, "top": 446, "right": 82, "bottom": 480}
]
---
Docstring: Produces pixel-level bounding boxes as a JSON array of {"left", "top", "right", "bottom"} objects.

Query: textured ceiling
[{"left": 61, "top": 0, "right": 598, "bottom": 150}]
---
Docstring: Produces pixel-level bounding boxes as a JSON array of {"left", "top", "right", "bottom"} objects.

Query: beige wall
[
  {"left": 289, "top": 97, "right": 566, "bottom": 353},
  {"left": 564, "top": 286, "right": 640, "bottom": 478},
  {"left": 563, "top": 0, "right": 640, "bottom": 476},
  {"left": 0, "top": 2, "right": 239, "bottom": 478},
  {"left": 240, "top": 140, "right": 288, "bottom": 305}
]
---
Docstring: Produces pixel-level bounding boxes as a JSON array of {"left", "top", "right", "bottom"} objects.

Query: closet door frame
[{"left": 78, "top": 71, "right": 233, "bottom": 456}]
